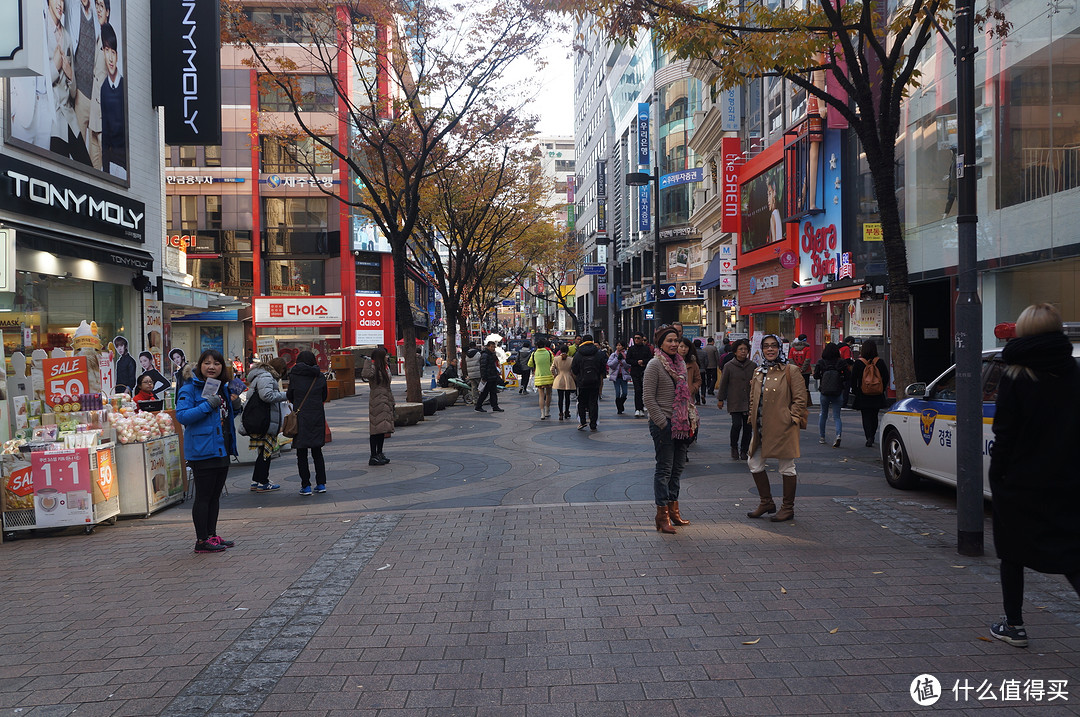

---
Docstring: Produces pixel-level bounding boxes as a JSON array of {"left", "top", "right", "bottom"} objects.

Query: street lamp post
[{"left": 626, "top": 166, "right": 662, "bottom": 334}]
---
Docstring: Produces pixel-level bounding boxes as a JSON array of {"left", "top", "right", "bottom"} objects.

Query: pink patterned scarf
[{"left": 655, "top": 349, "right": 697, "bottom": 439}]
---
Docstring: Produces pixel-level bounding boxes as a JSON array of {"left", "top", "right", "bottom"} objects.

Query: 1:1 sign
[{"left": 32, "top": 449, "right": 90, "bottom": 494}]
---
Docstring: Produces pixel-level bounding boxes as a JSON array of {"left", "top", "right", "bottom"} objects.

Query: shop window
[
  {"left": 179, "top": 145, "right": 197, "bottom": 167},
  {"left": 267, "top": 259, "right": 324, "bottom": 296},
  {"left": 260, "top": 135, "right": 334, "bottom": 174},
  {"left": 258, "top": 74, "right": 336, "bottom": 112},
  {"left": 7, "top": 272, "right": 129, "bottom": 353},
  {"left": 204, "top": 145, "right": 222, "bottom": 167}
]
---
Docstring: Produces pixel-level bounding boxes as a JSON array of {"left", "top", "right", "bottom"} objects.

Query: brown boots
[
  {"left": 747, "top": 471, "right": 776, "bottom": 518},
  {"left": 668, "top": 500, "right": 690, "bottom": 526},
  {"left": 655, "top": 505, "right": 677, "bottom": 533},
  {"left": 770, "top": 474, "right": 798, "bottom": 522}
]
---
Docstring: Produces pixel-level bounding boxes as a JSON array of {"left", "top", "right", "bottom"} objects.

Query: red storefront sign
[
  {"left": 354, "top": 295, "right": 386, "bottom": 345},
  {"left": 721, "top": 137, "right": 742, "bottom": 234}
]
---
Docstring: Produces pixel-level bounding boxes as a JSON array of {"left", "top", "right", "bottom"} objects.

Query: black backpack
[
  {"left": 241, "top": 390, "right": 271, "bottom": 435},
  {"left": 578, "top": 355, "right": 601, "bottom": 386},
  {"left": 819, "top": 361, "right": 844, "bottom": 396}
]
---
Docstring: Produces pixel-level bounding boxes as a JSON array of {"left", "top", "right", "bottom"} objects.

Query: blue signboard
[
  {"left": 644, "top": 308, "right": 655, "bottom": 320},
  {"left": 172, "top": 310, "right": 239, "bottom": 322},
  {"left": 501, "top": 299, "right": 517, "bottom": 307},
  {"left": 637, "top": 103, "right": 650, "bottom": 166},
  {"left": 660, "top": 168, "right": 704, "bottom": 189},
  {"left": 583, "top": 264, "right": 606, "bottom": 276},
  {"left": 638, "top": 185, "right": 651, "bottom": 232}
]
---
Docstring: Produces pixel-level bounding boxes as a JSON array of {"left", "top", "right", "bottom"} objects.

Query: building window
[
  {"left": 258, "top": 74, "right": 336, "bottom": 112},
  {"left": 355, "top": 252, "right": 382, "bottom": 294},
  {"left": 262, "top": 197, "right": 337, "bottom": 254},
  {"left": 205, "top": 196, "right": 223, "bottom": 230},
  {"left": 179, "top": 145, "right": 197, "bottom": 167},
  {"left": 260, "top": 135, "right": 334, "bottom": 174},
  {"left": 243, "top": 8, "right": 329, "bottom": 43},
  {"left": 267, "top": 259, "right": 324, "bottom": 296},
  {"left": 204, "top": 145, "right": 222, "bottom": 167},
  {"left": 179, "top": 195, "right": 198, "bottom": 231}
]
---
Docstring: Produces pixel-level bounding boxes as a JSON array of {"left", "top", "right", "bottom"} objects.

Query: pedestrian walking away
[
  {"left": 552, "top": 345, "right": 576, "bottom": 420},
  {"left": 644, "top": 325, "right": 698, "bottom": 533},
  {"left": 474, "top": 340, "right": 504, "bottom": 413},
  {"left": 516, "top": 340, "right": 533, "bottom": 394},
  {"left": 746, "top": 334, "right": 808, "bottom": 522},
  {"left": 839, "top": 336, "right": 856, "bottom": 407},
  {"left": 716, "top": 338, "right": 756, "bottom": 461},
  {"left": 626, "top": 333, "right": 652, "bottom": 417},
  {"left": 175, "top": 349, "right": 240, "bottom": 553},
  {"left": 571, "top": 334, "right": 606, "bottom": 430},
  {"left": 693, "top": 339, "right": 709, "bottom": 404},
  {"left": 681, "top": 338, "right": 703, "bottom": 408},
  {"left": 287, "top": 351, "right": 328, "bottom": 495},
  {"left": 788, "top": 334, "right": 813, "bottom": 407},
  {"left": 813, "top": 342, "right": 849, "bottom": 448},
  {"left": 244, "top": 356, "right": 289, "bottom": 491},
  {"left": 363, "top": 347, "right": 395, "bottom": 465},
  {"left": 704, "top": 337, "right": 720, "bottom": 396},
  {"left": 987, "top": 303, "right": 1080, "bottom": 648},
  {"left": 607, "top": 341, "right": 632, "bottom": 414},
  {"left": 528, "top": 338, "right": 555, "bottom": 419},
  {"left": 850, "top": 339, "right": 889, "bottom": 447}
]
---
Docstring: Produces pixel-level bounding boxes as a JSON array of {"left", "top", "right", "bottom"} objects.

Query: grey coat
[
  {"left": 246, "top": 365, "right": 288, "bottom": 435},
  {"left": 716, "top": 357, "right": 757, "bottom": 413}
]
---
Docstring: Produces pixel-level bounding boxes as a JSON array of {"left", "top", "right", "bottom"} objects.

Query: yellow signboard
[{"left": 863, "top": 223, "right": 883, "bottom": 242}]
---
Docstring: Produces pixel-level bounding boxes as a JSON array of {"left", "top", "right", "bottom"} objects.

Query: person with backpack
[
  {"left": 571, "top": 334, "right": 606, "bottom": 431},
  {"left": 717, "top": 339, "right": 756, "bottom": 461},
  {"left": 850, "top": 339, "right": 889, "bottom": 447},
  {"left": 243, "top": 357, "right": 288, "bottom": 492},
  {"left": 528, "top": 338, "right": 555, "bottom": 419},
  {"left": 787, "top": 334, "right": 813, "bottom": 407},
  {"left": 515, "top": 340, "right": 533, "bottom": 394},
  {"left": 813, "top": 342, "right": 848, "bottom": 447}
]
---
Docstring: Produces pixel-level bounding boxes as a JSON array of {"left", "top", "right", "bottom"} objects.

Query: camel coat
[
  {"left": 748, "top": 363, "right": 808, "bottom": 460},
  {"left": 551, "top": 355, "right": 576, "bottom": 390}
]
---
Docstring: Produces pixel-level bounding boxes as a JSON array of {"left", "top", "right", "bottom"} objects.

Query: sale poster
[
  {"left": 31, "top": 449, "right": 93, "bottom": 527},
  {"left": 94, "top": 446, "right": 115, "bottom": 503},
  {"left": 98, "top": 353, "right": 115, "bottom": 399},
  {"left": 143, "top": 296, "right": 164, "bottom": 373},
  {"left": 42, "top": 357, "right": 90, "bottom": 408}
]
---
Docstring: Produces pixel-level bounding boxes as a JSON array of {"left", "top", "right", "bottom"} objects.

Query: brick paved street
[{"left": 1, "top": 382, "right": 1078, "bottom": 716}]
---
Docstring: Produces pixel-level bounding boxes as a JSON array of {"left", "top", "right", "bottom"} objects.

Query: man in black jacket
[
  {"left": 474, "top": 341, "right": 504, "bottom": 412},
  {"left": 626, "top": 333, "right": 652, "bottom": 418},
  {"left": 571, "top": 334, "right": 607, "bottom": 430}
]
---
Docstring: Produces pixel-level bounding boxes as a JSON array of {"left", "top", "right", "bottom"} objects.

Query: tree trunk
[{"left": 392, "top": 245, "right": 423, "bottom": 403}]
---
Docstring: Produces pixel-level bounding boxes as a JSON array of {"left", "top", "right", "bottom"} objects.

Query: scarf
[
  {"left": 1001, "top": 331, "right": 1076, "bottom": 377},
  {"left": 756, "top": 334, "right": 787, "bottom": 375},
  {"left": 655, "top": 348, "right": 698, "bottom": 439}
]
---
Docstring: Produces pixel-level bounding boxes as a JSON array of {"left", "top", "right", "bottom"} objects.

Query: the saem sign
[
  {"left": 254, "top": 297, "right": 344, "bottom": 326},
  {"left": 721, "top": 137, "right": 741, "bottom": 234}
]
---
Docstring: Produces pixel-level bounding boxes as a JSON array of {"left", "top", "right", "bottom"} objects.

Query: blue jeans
[
  {"left": 819, "top": 392, "right": 843, "bottom": 438},
  {"left": 650, "top": 421, "right": 689, "bottom": 505},
  {"left": 612, "top": 378, "right": 628, "bottom": 401}
]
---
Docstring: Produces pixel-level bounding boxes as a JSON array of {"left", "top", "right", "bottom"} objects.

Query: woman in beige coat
[
  {"left": 551, "top": 344, "right": 576, "bottom": 421},
  {"left": 363, "top": 347, "right": 395, "bottom": 466},
  {"left": 746, "top": 334, "right": 808, "bottom": 522}
]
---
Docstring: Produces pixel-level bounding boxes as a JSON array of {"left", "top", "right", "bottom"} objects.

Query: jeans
[
  {"left": 729, "top": 411, "right": 752, "bottom": 454},
  {"left": 191, "top": 464, "right": 229, "bottom": 541},
  {"left": 577, "top": 384, "right": 599, "bottom": 427},
  {"left": 650, "top": 421, "right": 688, "bottom": 505},
  {"left": 612, "top": 378, "right": 628, "bottom": 402},
  {"left": 296, "top": 447, "right": 325, "bottom": 488},
  {"left": 818, "top": 393, "right": 843, "bottom": 439},
  {"left": 631, "top": 373, "right": 645, "bottom": 411}
]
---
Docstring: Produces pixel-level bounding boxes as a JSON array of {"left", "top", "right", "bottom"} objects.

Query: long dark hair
[
  {"left": 822, "top": 343, "right": 841, "bottom": 361},
  {"left": 860, "top": 340, "right": 879, "bottom": 360},
  {"left": 679, "top": 337, "right": 698, "bottom": 364},
  {"left": 369, "top": 347, "right": 390, "bottom": 386},
  {"left": 193, "top": 349, "right": 233, "bottom": 382}
]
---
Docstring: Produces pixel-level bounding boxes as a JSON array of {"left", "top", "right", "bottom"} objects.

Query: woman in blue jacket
[{"left": 176, "top": 349, "right": 240, "bottom": 553}]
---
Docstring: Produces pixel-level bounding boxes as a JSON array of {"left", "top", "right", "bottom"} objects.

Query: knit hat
[{"left": 654, "top": 325, "right": 679, "bottom": 347}]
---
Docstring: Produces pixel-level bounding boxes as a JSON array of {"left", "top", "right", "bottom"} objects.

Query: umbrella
[{"left": 484, "top": 333, "right": 503, "bottom": 345}]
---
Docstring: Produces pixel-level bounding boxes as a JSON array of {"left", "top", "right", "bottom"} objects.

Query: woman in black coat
[
  {"left": 987, "top": 303, "right": 1080, "bottom": 648},
  {"left": 286, "top": 351, "right": 328, "bottom": 496},
  {"left": 849, "top": 339, "right": 890, "bottom": 447}
]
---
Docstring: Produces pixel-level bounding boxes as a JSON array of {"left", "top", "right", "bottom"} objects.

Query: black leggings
[
  {"left": 861, "top": 408, "right": 880, "bottom": 442},
  {"left": 558, "top": 389, "right": 572, "bottom": 416},
  {"left": 1000, "top": 559, "right": 1080, "bottom": 625},
  {"left": 192, "top": 464, "right": 229, "bottom": 541},
  {"left": 370, "top": 434, "right": 385, "bottom": 456},
  {"left": 729, "top": 411, "right": 751, "bottom": 453}
]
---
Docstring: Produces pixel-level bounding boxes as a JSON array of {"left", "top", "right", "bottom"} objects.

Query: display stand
[
  {"left": 116, "top": 435, "right": 185, "bottom": 518},
  {"left": 2, "top": 443, "right": 120, "bottom": 534}
]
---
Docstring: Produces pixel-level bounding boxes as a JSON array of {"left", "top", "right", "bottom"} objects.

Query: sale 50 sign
[{"left": 43, "top": 356, "right": 90, "bottom": 408}]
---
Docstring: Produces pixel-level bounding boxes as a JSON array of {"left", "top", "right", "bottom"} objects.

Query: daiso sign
[{"left": 254, "top": 296, "right": 344, "bottom": 325}]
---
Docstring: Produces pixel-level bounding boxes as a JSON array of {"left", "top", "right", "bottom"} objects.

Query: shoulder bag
[{"left": 281, "top": 379, "right": 316, "bottom": 438}]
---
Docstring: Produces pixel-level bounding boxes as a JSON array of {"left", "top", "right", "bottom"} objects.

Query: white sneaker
[{"left": 635, "top": 410, "right": 644, "bottom": 417}]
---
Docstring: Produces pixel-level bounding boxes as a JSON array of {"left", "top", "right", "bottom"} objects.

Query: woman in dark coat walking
[
  {"left": 849, "top": 339, "right": 890, "bottom": 447},
  {"left": 987, "top": 303, "right": 1080, "bottom": 647},
  {"left": 286, "top": 351, "right": 328, "bottom": 496}
]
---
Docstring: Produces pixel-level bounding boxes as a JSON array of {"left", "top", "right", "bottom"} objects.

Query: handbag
[
  {"left": 324, "top": 420, "right": 332, "bottom": 444},
  {"left": 282, "top": 379, "right": 316, "bottom": 438},
  {"left": 241, "top": 389, "right": 271, "bottom": 435}
]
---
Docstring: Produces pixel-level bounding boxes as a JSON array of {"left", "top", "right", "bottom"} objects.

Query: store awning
[
  {"left": 821, "top": 286, "right": 863, "bottom": 303},
  {"left": 782, "top": 289, "right": 825, "bottom": 307},
  {"left": 17, "top": 227, "right": 154, "bottom": 271},
  {"left": 739, "top": 301, "right": 786, "bottom": 316},
  {"left": 699, "top": 254, "right": 723, "bottom": 290}
]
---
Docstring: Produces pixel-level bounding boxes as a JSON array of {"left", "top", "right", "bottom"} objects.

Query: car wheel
[{"left": 883, "top": 428, "right": 919, "bottom": 490}]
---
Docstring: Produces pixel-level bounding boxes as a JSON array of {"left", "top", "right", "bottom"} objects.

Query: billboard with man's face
[{"left": 7, "top": 0, "right": 128, "bottom": 182}]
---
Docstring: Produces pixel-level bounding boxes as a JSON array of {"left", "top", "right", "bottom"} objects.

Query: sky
[{"left": 513, "top": 29, "right": 576, "bottom": 138}]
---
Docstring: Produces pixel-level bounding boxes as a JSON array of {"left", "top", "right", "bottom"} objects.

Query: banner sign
[
  {"left": 354, "top": 295, "right": 386, "bottom": 345},
  {"left": 254, "top": 296, "right": 344, "bottom": 325},
  {"left": 596, "top": 160, "right": 607, "bottom": 198},
  {"left": 721, "top": 137, "right": 742, "bottom": 234},
  {"left": 637, "top": 103, "right": 651, "bottom": 166},
  {"left": 720, "top": 87, "right": 741, "bottom": 132},
  {"left": 151, "top": 0, "right": 222, "bottom": 145},
  {"left": 660, "top": 168, "right": 704, "bottom": 189},
  {"left": 638, "top": 185, "right": 651, "bottom": 232}
]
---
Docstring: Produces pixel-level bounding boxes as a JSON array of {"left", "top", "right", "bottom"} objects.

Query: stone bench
[
  {"left": 424, "top": 388, "right": 458, "bottom": 410},
  {"left": 394, "top": 402, "right": 424, "bottom": 426}
]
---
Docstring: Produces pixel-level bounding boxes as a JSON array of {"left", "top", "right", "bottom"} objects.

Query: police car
[{"left": 880, "top": 323, "right": 1080, "bottom": 497}]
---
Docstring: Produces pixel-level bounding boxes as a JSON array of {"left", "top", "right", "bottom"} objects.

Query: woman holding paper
[{"left": 176, "top": 349, "right": 239, "bottom": 554}]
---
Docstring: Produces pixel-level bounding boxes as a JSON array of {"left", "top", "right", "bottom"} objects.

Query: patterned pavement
[{"left": 0, "top": 381, "right": 1077, "bottom": 716}]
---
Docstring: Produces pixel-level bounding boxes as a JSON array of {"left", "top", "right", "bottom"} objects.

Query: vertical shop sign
[
  {"left": 720, "top": 88, "right": 742, "bottom": 131},
  {"left": 43, "top": 357, "right": 89, "bottom": 408},
  {"left": 597, "top": 279, "right": 608, "bottom": 307},
  {"left": 596, "top": 160, "right": 607, "bottom": 198},
  {"left": 355, "top": 295, "right": 386, "bottom": 345},
  {"left": 638, "top": 185, "right": 651, "bottom": 232},
  {"left": 151, "top": 0, "right": 222, "bottom": 145},
  {"left": 143, "top": 296, "right": 164, "bottom": 371},
  {"left": 637, "top": 103, "right": 650, "bottom": 166},
  {"left": 721, "top": 137, "right": 742, "bottom": 234},
  {"left": 98, "top": 353, "right": 115, "bottom": 398},
  {"left": 566, "top": 175, "right": 575, "bottom": 203}
]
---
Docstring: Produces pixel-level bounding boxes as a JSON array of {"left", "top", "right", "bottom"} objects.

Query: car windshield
[{"left": 929, "top": 368, "right": 957, "bottom": 401}]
